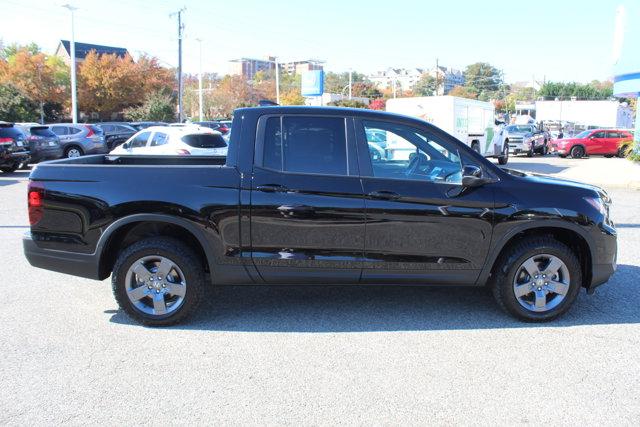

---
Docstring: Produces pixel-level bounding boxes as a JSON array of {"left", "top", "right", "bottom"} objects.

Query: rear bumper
[
  {"left": 0, "top": 151, "right": 30, "bottom": 167},
  {"left": 23, "top": 233, "right": 103, "bottom": 280},
  {"left": 30, "top": 147, "right": 63, "bottom": 163}
]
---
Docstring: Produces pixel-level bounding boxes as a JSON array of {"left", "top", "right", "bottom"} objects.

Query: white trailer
[
  {"left": 385, "top": 96, "right": 508, "bottom": 163},
  {"left": 535, "top": 100, "right": 633, "bottom": 129}
]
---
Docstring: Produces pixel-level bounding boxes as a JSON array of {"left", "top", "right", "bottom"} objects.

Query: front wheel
[
  {"left": 498, "top": 144, "right": 509, "bottom": 165},
  {"left": 570, "top": 145, "right": 585, "bottom": 159},
  {"left": 491, "top": 237, "right": 581, "bottom": 322},
  {"left": 112, "top": 237, "right": 205, "bottom": 326}
]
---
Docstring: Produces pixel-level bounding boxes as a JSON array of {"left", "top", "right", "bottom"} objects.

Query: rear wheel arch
[
  {"left": 484, "top": 225, "right": 593, "bottom": 289},
  {"left": 97, "top": 215, "right": 213, "bottom": 280}
]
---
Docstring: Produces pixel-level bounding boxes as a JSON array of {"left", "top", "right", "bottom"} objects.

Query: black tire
[
  {"left": 618, "top": 145, "right": 630, "bottom": 158},
  {"left": 570, "top": 145, "right": 585, "bottom": 159},
  {"left": 471, "top": 142, "right": 480, "bottom": 154},
  {"left": 0, "top": 164, "right": 18, "bottom": 173},
  {"left": 112, "top": 237, "right": 205, "bottom": 326},
  {"left": 558, "top": 154, "right": 567, "bottom": 158},
  {"left": 542, "top": 141, "right": 549, "bottom": 155},
  {"left": 526, "top": 148, "right": 534, "bottom": 157},
  {"left": 498, "top": 144, "right": 509, "bottom": 165},
  {"left": 64, "top": 145, "right": 84, "bottom": 158},
  {"left": 491, "top": 236, "right": 582, "bottom": 322}
]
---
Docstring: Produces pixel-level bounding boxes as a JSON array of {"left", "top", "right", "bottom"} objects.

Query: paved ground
[
  {"left": 492, "top": 153, "right": 640, "bottom": 189},
  {"left": 0, "top": 163, "right": 639, "bottom": 425}
]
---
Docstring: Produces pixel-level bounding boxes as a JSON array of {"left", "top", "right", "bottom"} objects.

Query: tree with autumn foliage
[
  {"left": 0, "top": 46, "right": 68, "bottom": 122},
  {"left": 448, "top": 85, "right": 478, "bottom": 99}
]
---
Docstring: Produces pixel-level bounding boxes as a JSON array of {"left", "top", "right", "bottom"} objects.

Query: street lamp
[
  {"left": 196, "top": 38, "right": 203, "bottom": 121},
  {"left": 62, "top": 3, "right": 78, "bottom": 124}
]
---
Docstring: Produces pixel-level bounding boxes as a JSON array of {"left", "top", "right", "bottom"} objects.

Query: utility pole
[
  {"left": 196, "top": 38, "right": 203, "bottom": 121},
  {"left": 348, "top": 68, "right": 352, "bottom": 100},
  {"left": 62, "top": 4, "right": 78, "bottom": 124},
  {"left": 274, "top": 57, "right": 280, "bottom": 104},
  {"left": 171, "top": 7, "right": 186, "bottom": 122}
]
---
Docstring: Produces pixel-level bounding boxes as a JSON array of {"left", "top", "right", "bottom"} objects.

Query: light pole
[
  {"left": 196, "top": 38, "right": 203, "bottom": 121},
  {"left": 274, "top": 57, "right": 280, "bottom": 104},
  {"left": 62, "top": 4, "right": 78, "bottom": 124}
]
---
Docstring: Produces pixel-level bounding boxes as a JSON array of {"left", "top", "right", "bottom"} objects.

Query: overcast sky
[{"left": 2, "top": 0, "right": 624, "bottom": 83}]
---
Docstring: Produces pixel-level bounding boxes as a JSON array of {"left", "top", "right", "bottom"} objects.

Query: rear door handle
[
  {"left": 256, "top": 184, "right": 288, "bottom": 193},
  {"left": 368, "top": 190, "right": 400, "bottom": 200}
]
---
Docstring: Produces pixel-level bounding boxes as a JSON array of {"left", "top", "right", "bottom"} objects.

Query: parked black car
[
  {"left": 96, "top": 122, "right": 137, "bottom": 150},
  {"left": 192, "top": 121, "right": 230, "bottom": 135},
  {"left": 16, "top": 124, "right": 63, "bottom": 163},
  {"left": 129, "top": 122, "right": 167, "bottom": 131},
  {"left": 23, "top": 107, "right": 617, "bottom": 326},
  {"left": 0, "top": 122, "right": 30, "bottom": 173}
]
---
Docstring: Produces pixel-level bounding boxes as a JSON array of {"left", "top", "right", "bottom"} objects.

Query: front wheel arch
[{"left": 482, "top": 225, "right": 593, "bottom": 290}]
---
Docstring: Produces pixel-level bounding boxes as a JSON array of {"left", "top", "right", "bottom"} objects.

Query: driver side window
[{"left": 362, "top": 121, "right": 462, "bottom": 184}]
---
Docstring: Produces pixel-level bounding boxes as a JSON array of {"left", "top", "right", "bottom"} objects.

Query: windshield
[
  {"left": 506, "top": 125, "right": 532, "bottom": 133},
  {"left": 574, "top": 130, "right": 592, "bottom": 139}
]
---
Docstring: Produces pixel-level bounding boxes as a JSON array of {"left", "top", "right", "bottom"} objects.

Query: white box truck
[{"left": 386, "top": 96, "right": 509, "bottom": 164}]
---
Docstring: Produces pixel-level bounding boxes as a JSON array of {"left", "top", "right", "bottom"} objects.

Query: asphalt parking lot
[{"left": 1, "top": 159, "right": 639, "bottom": 425}]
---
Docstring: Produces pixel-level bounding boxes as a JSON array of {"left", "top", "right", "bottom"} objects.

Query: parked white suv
[{"left": 109, "top": 126, "right": 228, "bottom": 156}]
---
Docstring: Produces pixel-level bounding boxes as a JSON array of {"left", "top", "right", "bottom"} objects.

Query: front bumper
[
  {"left": 586, "top": 224, "right": 617, "bottom": 293},
  {"left": 23, "top": 233, "right": 103, "bottom": 280}
]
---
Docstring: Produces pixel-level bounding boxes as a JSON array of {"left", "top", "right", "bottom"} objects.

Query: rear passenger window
[
  {"left": 69, "top": 127, "right": 82, "bottom": 135},
  {"left": 150, "top": 132, "right": 168, "bottom": 146},
  {"left": 51, "top": 126, "right": 67, "bottom": 136},
  {"left": 263, "top": 116, "right": 347, "bottom": 175},
  {"left": 607, "top": 131, "right": 620, "bottom": 138}
]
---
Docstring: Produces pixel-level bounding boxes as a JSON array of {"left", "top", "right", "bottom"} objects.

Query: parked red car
[{"left": 553, "top": 129, "right": 633, "bottom": 159}]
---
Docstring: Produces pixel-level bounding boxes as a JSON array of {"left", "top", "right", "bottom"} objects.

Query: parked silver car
[{"left": 48, "top": 124, "right": 108, "bottom": 158}]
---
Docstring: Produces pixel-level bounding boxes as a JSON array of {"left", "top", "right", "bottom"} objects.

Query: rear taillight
[
  {"left": 84, "top": 125, "right": 95, "bottom": 137},
  {"left": 219, "top": 125, "right": 229, "bottom": 134},
  {"left": 176, "top": 149, "right": 191, "bottom": 155},
  {"left": 0, "top": 137, "right": 12, "bottom": 143},
  {"left": 28, "top": 182, "right": 45, "bottom": 226}
]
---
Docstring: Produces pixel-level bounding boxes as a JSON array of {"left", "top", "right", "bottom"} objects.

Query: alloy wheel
[
  {"left": 124, "top": 255, "right": 187, "bottom": 316},
  {"left": 67, "top": 148, "right": 81, "bottom": 158},
  {"left": 512, "top": 254, "right": 570, "bottom": 313}
]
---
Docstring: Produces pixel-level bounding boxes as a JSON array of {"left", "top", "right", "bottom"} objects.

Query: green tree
[
  {"left": 464, "top": 62, "right": 502, "bottom": 97},
  {"left": 124, "top": 90, "right": 175, "bottom": 122},
  {"left": 538, "top": 81, "right": 613, "bottom": 100},
  {"left": 412, "top": 74, "right": 437, "bottom": 96},
  {"left": 327, "top": 99, "right": 368, "bottom": 109},
  {"left": 323, "top": 71, "right": 368, "bottom": 94},
  {"left": 0, "top": 83, "right": 39, "bottom": 121}
]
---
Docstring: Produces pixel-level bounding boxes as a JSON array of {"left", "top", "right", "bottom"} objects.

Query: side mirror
[{"left": 461, "top": 165, "right": 490, "bottom": 187}]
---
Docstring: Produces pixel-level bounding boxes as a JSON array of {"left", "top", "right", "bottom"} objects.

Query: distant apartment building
[
  {"left": 280, "top": 59, "right": 324, "bottom": 75},
  {"left": 55, "top": 40, "right": 130, "bottom": 65},
  {"left": 369, "top": 68, "right": 425, "bottom": 93},
  {"left": 369, "top": 66, "right": 464, "bottom": 95},
  {"left": 229, "top": 57, "right": 324, "bottom": 80},
  {"left": 427, "top": 66, "right": 465, "bottom": 95},
  {"left": 228, "top": 56, "right": 277, "bottom": 80}
]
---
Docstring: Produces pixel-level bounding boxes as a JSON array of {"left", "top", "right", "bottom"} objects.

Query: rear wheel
[
  {"left": 498, "top": 143, "right": 509, "bottom": 165},
  {"left": 491, "top": 237, "right": 581, "bottom": 322},
  {"left": 65, "top": 146, "right": 83, "bottom": 158},
  {"left": 526, "top": 147, "right": 534, "bottom": 157},
  {"left": 570, "top": 145, "right": 585, "bottom": 159},
  {"left": 112, "top": 237, "right": 205, "bottom": 326},
  {"left": 471, "top": 142, "right": 480, "bottom": 154}
]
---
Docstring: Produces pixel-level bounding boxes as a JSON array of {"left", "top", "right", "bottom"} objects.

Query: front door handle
[
  {"left": 368, "top": 190, "right": 400, "bottom": 200},
  {"left": 256, "top": 184, "right": 288, "bottom": 193}
]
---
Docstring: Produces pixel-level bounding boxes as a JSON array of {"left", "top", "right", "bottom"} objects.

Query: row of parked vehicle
[
  {"left": 503, "top": 122, "right": 634, "bottom": 159},
  {"left": 0, "top": 120, "right": 232, "bottom": 173}
]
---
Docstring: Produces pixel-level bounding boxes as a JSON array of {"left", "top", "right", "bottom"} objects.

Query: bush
[
  {"left": 0, "top": 83, "right": 39, "bottom": 122},
  {"left": 327, "top": 99, "right": 368, "bottom": 109}
]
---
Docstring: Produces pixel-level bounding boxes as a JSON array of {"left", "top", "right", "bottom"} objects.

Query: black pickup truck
[{"left": 23, "top": 107, "right": 617, "bottom": 325}]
